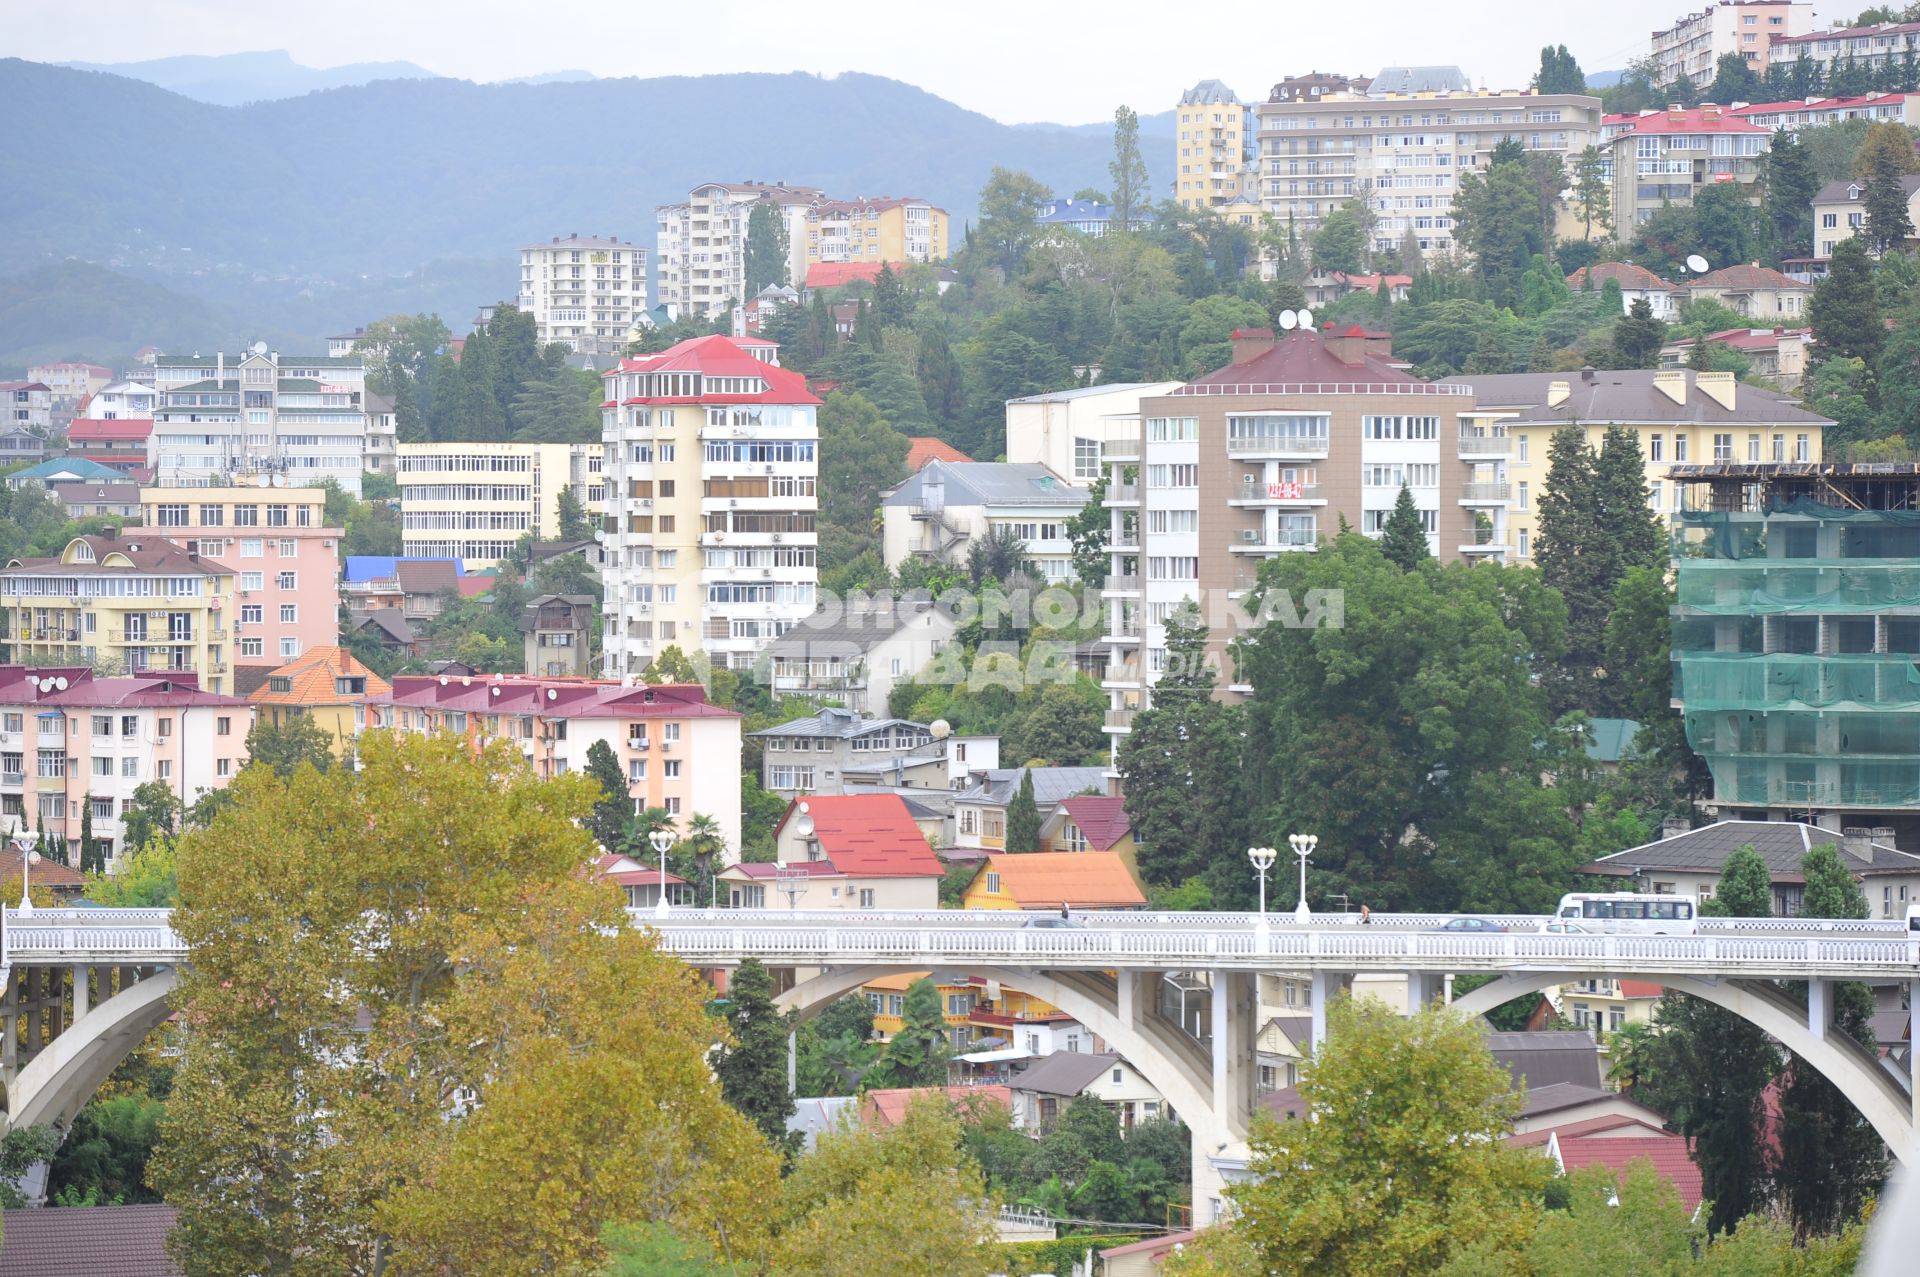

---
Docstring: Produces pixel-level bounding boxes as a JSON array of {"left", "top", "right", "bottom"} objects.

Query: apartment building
[
  {"left": 0, "top": 532, "right": 239, "bottom": 694},
  {"left": 2, "top": 382, "right": 53, "bottom": 433},
  {"left": 880, "top": 461, "right": 1091, "bottom": 583},
  {"left": 140, "top": 484, "right": 341, "bottom": 669},
  {"left": 1176, "top": 80, "right": 1258, "bottom": 211},
  {"left": 66, "top": 418, "right": 153, "bottom": 474},
  {"left": 1603, "top": 105, "right": 1767, "bottom": 231},
  {"left": 50, "top": 481, "right": 142, "bottom": 522},
  {"left": 372, "top": 675, "right": 742, "bottom": 851},
  {"left": 1813, "top": 176, "right": 1920, "bottom": 260},
  {"left": 1733, "top": 92, "right": 1920, "bottom": 131},
  {"left": 27, "top": 362, "right": 111, "bottom": 405},
  {"left": 0, "top": 427, "right": 45, "bottom": 468},
  {"left": 1004, "top": 382, "right": 1185, "bottom": 484},
  {"left": 82, "top": 380, "right": 160, "bottom": 420},
  {"left": 759, "top": 599, "right": 957, "bottom": 716},
  {"left": 598, "top": 335, "right": 820, "bottom": 675},
  {"left": 1102, "top": 327, "right": 1494, "bottom": 728},
  {"left": 0, "top": 665, "right": 250, "bottom": 864},
  {"left": 804, "top": 197, "right": 948, "bottom": 269},
  {"left": 1767, "top": 20, "right": 1920, "bottom": 80},
  {"left": 1035, "top": 199, "right": 1152, "bottom": 236},
  {"left": 655, "top": 182, "right": 821, "bottom": 320},
  {"left": 1649, "top": 2, "right": 1811, "bottom": 90},
  {"left": 518, "top": 233, "right": 648, "bottom": 355},
  {"left": 363, "top": 391, "right": 397, "bottom": 475},
  {"left": 150, "top": 347, "right": 370, "bottom": 496},
  {"left": 1667, "top": 465, "right": 1920, "bottom": 831},
  {"left": 1445, "top": 368, "right": 1831, "bottom": 563},
  {"left": 248, "top": 644, "right": 390, "bottom": 756},
  {"left": 395, "top": 442, "right": 604, "bottom": 570},
  {"left": 1253, "top": 74, "right": 1603, "bottom": 255},
  {"left": 521, "top": 593, "right": 595, "bottom": 677}
]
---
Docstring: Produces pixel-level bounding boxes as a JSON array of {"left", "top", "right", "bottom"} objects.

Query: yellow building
[
  {"left": 1446, "top": 369, "right": 1832, "bottom": 564},
  {"left": 1175, "top": 79, "right": 1255, "bottom": 212},
  {"left": 247, "top": 645, "right": 391, "bottom": 755},
  {"left": 960, "top": 851, "right": 1148, "bottom": 911},
  {"left": 0, "top": 531, "right": 238, "bottom": 693},
  {"left": 804, "top": 197, "right": 948, "bottom": 269}
]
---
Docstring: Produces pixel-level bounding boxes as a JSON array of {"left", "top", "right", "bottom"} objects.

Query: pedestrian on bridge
[{"left": 1360, "top": 905, "right": 1372, "bottom": 925}]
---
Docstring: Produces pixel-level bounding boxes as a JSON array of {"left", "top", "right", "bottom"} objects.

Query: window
[
  {"left": 280, "top": 638, "right": 299, "bottom": 659},
  {"left": 1648, "top": 434, "right": 1663, "bottom": 462},
  {"left": 216, "top": 716, "right": 231, "bottom": 736},
  {"left": 277, "top": 572, "right": 296, "bottom": 590},
  {"left": 91, "top": 714, "right": 111, "bottom": 736},
  {"left": 241, "top": 605, "right": 263, "bottom": 624},
  {"left": 664, "top": 760, "right": 681, "bottom": 779},
  {"left": 93, "top": 755, "right": 113, "bottom": 777},
  {"left": 155, "top": 717, "right": 172, "bottom": 738},
  {"left": 1517, "top": 435, "right": 1528, "bottom": 462},
  {"left": 1517, "top": 528, "right": 1530, "bottom": 558},
  {"left": 217, "top": 758, "right": 231, "bottom": 777},
  {"left": 241, "top": 638, "right": 263, "bottom": 657},
  {"left": 860, "top": 888, "right": 875, "bottom": 908},
  {"left": 242, "top": 538, "right": 263, "bottom": 557},
  {"left": 986, "top": 870, "right": 1001, "bottom": 894},
  {"left": 1673, "top": 435, "right": 1688, "bottom": 462},
  {"left": 1712, "top": 433, "right": 1734, "bottom": 462},
  {"left": 157, "top": 759, "right": 172, "bottom": 780},
  {"left": 279, "top": 539, "right": 296, "bottom": 557},
  {"left": 1516, "top": 481, "right": 1528, "bottom": 510},
  {"left": 241, "top": 571, "right": 263, "bottom": 591},
  {"left": 280, "top": 604, "right": 298, "bottom": 624},
  {"left": 1073, "top": 437, "right": 1100, "bottom": 480},
  {"left": 663, "top": 797, "right": 681, "bottom": 815}
]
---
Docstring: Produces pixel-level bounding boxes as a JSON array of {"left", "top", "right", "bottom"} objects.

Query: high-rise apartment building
[
  {"left": 140, "top": 484, "right": 342, "bottom": 669},
  {"left": 1768, "top": 21, "right": 1920, "bottom": 80},
  {"left": 150, "top": 348, "right": 370, "bottom": 496},
  {"left": 1650, "top": 1, "right": 1811, "bottom": 90},
  {"left": 655, "top": 182, "right": 821, "bottom": 321},
  {"left": 1100, "top": 327, "right": 1502, "bottom": 739},
  {"left": 1602, "top": 105, "right": 1767, "bottom": 231},
  {"left": 1253, "top": 73, "right": 1603, "bottom": 256},
  {"left": 0, "top": 531, "right": 239, "bottom": 693},
  {"left": 395, "top": 442, "right": 604, "bottom": 570},
  {"left": 598, "top": 335, "right": 820, "bottom": 677},
  {"left": 518, "top": 233, "right": 648, "bottom": 355},
  {"left": 1175, "top": 80, "right": 1258, "bottom": 211},
  {"left": 803, "top": 198, "right": 948, "bottom": 270}
]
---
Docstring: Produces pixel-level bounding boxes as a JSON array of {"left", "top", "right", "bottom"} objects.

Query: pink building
[
  {"left": 0, "top": 665, "right": 252, "bottom": 864},
  {"left": 140, "top": 485, "right": 342, "bottom": 671}
]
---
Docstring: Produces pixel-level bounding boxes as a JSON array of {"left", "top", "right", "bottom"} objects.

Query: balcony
[
  {"left": 1459, "top": 526, "right": 1509, "bottom": 554},
  {"left": 1100, "top": 439, "right": 1140, "bottom": 464},
  {"left": 1109, "top": 531, "right": 1139, "bottom": 549},
  {"left": 1232, "top": 479, "right": 1322, "bottom": 504},
  {"left": 1227, "top": 435, "right": 1329, "bottom": 460},
  {"left": 1103, "top": 574, "right": 1141, "bottom": 595},
  {"left": 1104, "top": 709, "right": 1137, "bottom": 731},
  {"left": 1457, "top": 435, "right": 1512, "bottom": 457},
  {"left": 1229, "top": 529, "right": 1319, "bottom": 553},
  {"left": 1459, "top": 482, "right": 1512, "bottom": 502},
  {"left": 1101, "top": 662, "right": 1142, "bottom": 688},
  {"left": 1102, "top": 483, "right": 1139, "bottom": 506},
  {"left": 0, "top": 772, "right": 22, "bottom": 788},
  {"left": 1103, "top": 621, "right": 1142, "bottom": 644}
]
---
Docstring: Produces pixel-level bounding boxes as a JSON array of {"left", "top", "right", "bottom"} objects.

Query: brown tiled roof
[
  {"left": 394, "top": 559, "right": 459, "bottom": 596},
  {"left": 248, "top": 645, "right": 391, "bottom": 706},
  {"left": 0, "top": 1203, "right": 179, "bottom": 1276},
  {"left": 1566, "top": 261, "right": 1677, "bottom": 291},
  {"left": 1692, "top": 264, "right": 1808, "bottom": 291},
  {"left": 1187, "top": 329, "right": 1418, "bottom": 388},
  {"left": 2, "top": 534, "right": 231, "bottom": 577},
  {"left": 906, "top": 436, "right": 972, "bottom": 470},
  {"left": 1054, "top": 796, "right": 1131, "bottom": 851},
  {"left": 0, "top": 848, "right": 87, "bottom": 891}
]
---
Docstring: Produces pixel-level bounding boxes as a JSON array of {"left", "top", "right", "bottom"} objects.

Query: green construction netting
[
  {"left": 1674, "top": 652, "right": 1920, "bottom": 711},
  {"left": 1675, "top": 563, "right": 1920, "bottom": 614},
  {"left": 1699, "top": 756, "right": 1920, "bottom": 808},
  {"left": 1684, "top": 708, "right": 1920, "bottom": 756},
  {"left": 1679, "top": 497, "right": 1920, "bottom": 560}
]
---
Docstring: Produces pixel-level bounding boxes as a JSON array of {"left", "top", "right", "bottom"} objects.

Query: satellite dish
[
  {"left": 546, "top": 688, "right": 558, "bottom": 700},
  {"left": 1277, "top": 309, "right": 1298, "bottom": 331},
  {"left": 252, "top": 340, "right": 268, "bottom": 355},
  {"left": 1686, "top": 255, "right": 1710, "bottom": 274},
  {"left": 53, "top": 677, "right": 68, "bottom": 691},
  {"left": 1298, "top": 308, "right": 1315, "bottom": 330},
  {"left": 930, "top": 718, "right": 952, "bottom": 740}
]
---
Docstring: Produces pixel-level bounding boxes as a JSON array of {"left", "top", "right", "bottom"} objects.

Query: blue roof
[
  {"left": 8, "top": 457, "right": 122, "bottom": 483},
  {"left": 1037, "top": 199, "right": 1115, "bottom": 225},
  {"left": 344, "top": 555, "right": 462, "bottom": 582}
]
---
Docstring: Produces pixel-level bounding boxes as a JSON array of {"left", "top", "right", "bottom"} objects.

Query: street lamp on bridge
[
  {"left": 11, "top": 832, "right": 40, "bottom": 917},
  {"left": 1288, "top": 833, "right": 1318, "bottom": 921},
  {"left": 1247, "top": 846, "right": 1278, "bottom": 934},
  {"left": 650, "top": 829, "right": 677, "bottom": 918}
]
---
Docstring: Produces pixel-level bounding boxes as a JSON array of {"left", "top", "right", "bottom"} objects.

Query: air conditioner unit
[
  {"left": 635, "top": 602, "right": 652, "bottom": 613},
  {"left": 1240, "top": 529, "right": 1261, "bottom": 543},
  {"left": 729, "top": 499, "right": 738, "bottom": 507},
  {"left": 761, "top": 568, "right": 773, "bottom": 577},
  {"left": 633, "top": 738, "right": 650, "bottom": 750},
  {"left": 764, "top": 464, "right": 775, "bottom": 474},
  {"left": 322, "top": 539, "right": 335, "bottom": 549},
  {"left": 662, "top": 740, "right": 674, "bottom": 752},
  {"left": 772, "top": 533, "right": 784, "bottom": 543}
]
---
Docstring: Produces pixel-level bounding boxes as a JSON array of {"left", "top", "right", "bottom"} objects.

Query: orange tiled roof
[
  {"left": 861, "top": 1085, "right": 1011, "bottom": 1129},
  {"left": 906, "top": 436, "right": 972, "bottom": 470},
  {"left": 248, "top": 645, "right": 391, "bottom": 706},
  {"left": 980, "top": 851, "right": 1146, "bottom": 909}
]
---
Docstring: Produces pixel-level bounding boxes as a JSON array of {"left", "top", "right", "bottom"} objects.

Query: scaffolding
[{"left": 1671, "top": 467, "right": 1920, "bottom": 812}]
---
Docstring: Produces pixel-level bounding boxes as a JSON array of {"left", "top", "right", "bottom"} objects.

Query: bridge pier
[
  {"left": 1809, "top": 978, "right": 1832, "bottom": 1037},
  {"left": 1406, "top": 970, "right": 1443, "bottom": 1011}
]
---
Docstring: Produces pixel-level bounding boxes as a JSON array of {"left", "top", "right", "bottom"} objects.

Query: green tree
[
  {"left": 1535, "top": 44, "right": 1587, "bottom": 94},
  {"left": 1612, "top": 296, "right": 1667, "bottom": 368},
  {"left": 1526, "top": 1161, "right": 1694, "bottom": 1275},
  {"left": 1310, "top": 207, "right": 1367, "bottom": 275},
  {"left": 1691, "top": 180, "right": 1755, "bottom": 267},
  {"left": 243, "top": 713, "right": 336, "bottom": 779},
  {"left": 1377, "top": 484, "right": 1430, "bottom": 571},
  {"left": 1007, "top": 680, "right": 1106, "bottom": 768},
  {"left": 1004, "top": 770, "right": 1043, "bottom": 850},
  {"left": 79, "top": 794, "right": 99, "bottom": 874},
  {"left": 1851, "top": 119, "right": 1920, "bottom": 183},
  {"left": 1223, "top": 998, "right": 1545, "bottom": 1276},
  {"left": 976, "top": 167, "right": 1052, "bottom": 277},
  {"left": 914, "top": 321, "right": 966, "bottom": 431},
  {"left": 1605, "top": 568, "right": 1710, "bottom": 812},
  {"left": 1810, "top": 237, "right": 1886, "bottom": 384},
  {"left": 1066, "top": 472, "right": 1112, "bottom": 587},
  {"left": 555, "top": 485, "right": 591, "bottom": 541},
  {"left": 509, "top": 369, "right": 601, "bottom": 443},
  {"left": 120, "top": 780, "right": 181, "bottom": 853},
  {"left": 1862, "top": 134, "right": 1918, "bottom": 253},
  {"left": 1452, "top": 159, "right": 1546, "bottom": 308},
  {"left": 866, "top": 976, "right": 949, "bottom": 1088},
  {"left": 1604, "top": 1021, "right": 1660, "bottom": 1094},
  {"left": 1109, "top": 105, "right": 1150, "bottom": 235},
  {"left": 815, "top": 390, "right": 909, "bottom": 570},
  {"left": 714, "top": 958, "right": 799, "bottom": 1159},
  {"left": 1571, "top": 145, "right": 1612, "bottom": 240},
  {"left": 1761, "top": 129, "right": 1820, "bottom": 263},
  {"left": 1808, "top": 355, "right": 1879, "bottom": 453},
  {"left": 85, "top": 834, "right": 179, "bottom": 907},
  {"left": 744, "top": 201, "right": 792, "bottom": 296},
  {"left": 1705, "top": 51, "right": 1761, "bottom": 104},
  {"left": 582, "top": 738, "right": 631, "bottom": 850},
  {"left": 47, "top": 1091, "right": 166, "bottom": 1207},
  {"left": 1877, "top": 312, "right": 1920, "bottom": 438}
]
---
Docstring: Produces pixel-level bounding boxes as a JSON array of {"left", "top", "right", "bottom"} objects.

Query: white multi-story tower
[
  {"left": 151, "top": 347, "right": 369, "bottom": 496},
  {"left": 654, "top": 182, "right": 820, "bottom": 321},
  {"left": 518, "top": 234, "right": 648, "bottom": 354},
  {"left": 599, "top": 335, "right": 820, "bottom": 676}
]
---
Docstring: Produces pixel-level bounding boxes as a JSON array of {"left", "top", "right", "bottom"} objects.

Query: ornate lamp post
[
  {"left": 1288, "top": 833, "right": 1318, "bottom": 921},
  {"left": 650, "top": 829, "right": 676, "bottom": 918},
  {"left": 1247, "top": 846, "right": 1278, "bottom": 935}
]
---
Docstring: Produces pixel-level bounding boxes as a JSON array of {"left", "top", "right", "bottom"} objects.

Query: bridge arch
[
  {"left": 1452, "top": 970, "right": 1913, "bottom": 1162},
  {"left": 4, "top": 967, "right": 177, "bottom": 1134}
]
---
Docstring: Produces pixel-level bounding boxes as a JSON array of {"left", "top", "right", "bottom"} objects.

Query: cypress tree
[
  {"left": 1378, "top": 484, "right": 1431, "bottom": 571},
  {"left": 79, "top": 798, "right": 95, "bottom": 873},
  {"left": 1809, "top": 238, "right": 1885, "bottom": 383},
  {"left": 1611, "top": 297, "right": 1666, "bottom": 368},
  {"left": 1536, "top": 426, "right": 1604, "bottom": 709},
  {"left": 1005, "top": 771, "right": 1042, "bottom": 852},
  {"left": 714, "top": 957, "right": 800, "bottom": 1158}
]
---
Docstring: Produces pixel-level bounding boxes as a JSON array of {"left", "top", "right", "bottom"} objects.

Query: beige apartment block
[
  {"left": 1650, "top": 1, "right": 1811, "bottom": 91},
  {"left": 396, "top": 442, "right": 604, "bottom": 570},
  {"left": 1175, "top": 80, "right": 1258, "bottom": 211},
  {"left": 518, "top": 233, "right": 648, "bottom": 355},
  {"left": 1604, "top": 105, "right": 1767, "bottom": 233}
]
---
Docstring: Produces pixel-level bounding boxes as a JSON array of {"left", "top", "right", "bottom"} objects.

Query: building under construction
[{"left": 1669, "top": 463, "right": 1920, "bottom": 841}]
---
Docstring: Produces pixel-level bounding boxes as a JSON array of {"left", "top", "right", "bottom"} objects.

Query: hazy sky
[{"left": 8, "top": 0, "right": 1842, "bottom": 123}]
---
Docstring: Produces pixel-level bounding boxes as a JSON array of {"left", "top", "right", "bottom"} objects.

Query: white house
[
  {"left": 881, "top": 461, "right": 1091, "bottom": 583},
  {"left": 1003, "top": 382, "right": 1184, "bottom": 486}
]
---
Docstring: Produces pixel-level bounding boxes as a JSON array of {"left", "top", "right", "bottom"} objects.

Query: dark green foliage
[
  {"left": 1535, "top": 45, "right": 1586, "bottom": 94},
  {"left": 744, "top": 201, "right": 791, "bottom": 295},
  {"left": 867, "top": 976, "right": 949, "bottom": 1088},
  {"left": 582, "top": 739, "right": 631, "bottom": 851},
  {"left": 1810, "top": 238, "right": 1886, "bottom": 382},
  {"left": 1452, "top": 973, "right": 1541, "bottom": 1031},
  {"left": 1005, "top": 770, "right": 1042, "bottom": 852},
  {"left": 1705, "top": 52, "right": 1760, "bottom": 105},
  {"left": 1310, "top": 207, "right": 1367, "bottom": 275},
  {"left": 1378, "top": 485, "right": 1431, "bottom": 571},
  {"left": 1452, "top": 158, "right": 1545, "bottom": 308},
  {"left": 713, "top": 958, "right": 800, "bottom": 1157},
  {"left": 1611, "top": 297, "right": 1666, "bottom": 368},
  {"left": 1643, "top": 987, "right": 1778, "bottom": 1234},
  {"left": 1066, "top": 472, "right": 1111, "bottom": 588},
  {"left": 120, "top": 780, "right": 181, "bottom": 853},
  {"left": 1761, "top": 130, "right": 1821, "bottom": 264},
  {"left": 47, "top": 1092, "right": 165, "bottom": 1206},
  {"left": 816, "top": 390, "right": 910, "bottom": 572},
  {"left": 1690, "top": 181, "right": 1755, "bottom": 268},
  {"left": 1109, "top": 106, "right": 1150, "bottom": 236}
]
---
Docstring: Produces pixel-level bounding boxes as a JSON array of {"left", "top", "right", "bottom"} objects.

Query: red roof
[
  {"left": 1100, "top": 1230, "right": 1200, "bottom": 1261},
  {"left": 1733, "top": 93, "right": 1918, "bottom": 115},
  {"left": 906, "top": 436, "right": 971, "bottom": 470},
  {"left": 805, "top": 261, "right": 885, "bottom": 290},
  {"left": 1055, "top": 796, "right": 1131, "bottom": 852},
  {"left": 1186, "top": 328, "right": 1418, "bottom": 388},
  {"left": 1333, "top": 272, "right": 1412, "bottom": 292},
  {"left": 1509, "top": 1114, "right": 1668, "bottom": 1148},
  {"left": 774, "top": 794, "right": 943, "bottom": 877},
  {"left": 378, "top": 676, "right": 740, "bottom": 720},
  {"left": 1609, "top": 108, "right": 1764, "bottom": 136},
  {"left": 1692, "top": 264, "right": 1806, "bottom": 291},
  {"left": 65, "top": 418, "right": 152, "bottom": 443},
  {"left": 861, "top": 1085, "right": 1011, "bottom": 1129},
  {"left": 0, "top": 665, "right": 244, "bottom": 709},
  {"left": 1554, "top": 1133, "right": 1705, "bottom": 1215},
  {"left": 1619, "top": 980, "right": 1664, "bottom": 999},
  {"left": 1566, "top": 261, "right": 1678, "bottom": 292},
  {"left": 591, "top": 854, "right": 686, "bottom": 888},
  {"left": 455, "top": 574, "right": 495, "bottom": 598},
  {"left": 606, "top": 335, "right": 820, "bottom": 407}
]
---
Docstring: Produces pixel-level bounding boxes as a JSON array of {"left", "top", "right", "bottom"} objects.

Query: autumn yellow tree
[
  {"left": 771, "top": 1097, "right": 996, "bottom": 1276},
  {"left": 151, "top": 731, "right": 776, "bottom": 1277}
]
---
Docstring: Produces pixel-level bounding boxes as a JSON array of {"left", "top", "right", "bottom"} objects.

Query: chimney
[
  {"left": 1873, "top": 826, "right": 1899, "bottom": 850},
  {"left": 1230, "top": 327, "right": 1277, "bottom": 365},
  {"left": 1695, "top": 369, "right": 1737, "bottom": 410},
  {"left": 1580, "top": 365, "right": 1597, "bottom": 382},
  {"left": 1700, "top": 104, "right": 1722, "bottom": 122},
  {"left": 1843, "top": 826, "right": 1873, "bottom": 858},
  {"left": 1546, "top": 379, "right": 1571, "bottom": 408},
  {"left": 1666, "top": 103, "right": 1686, "bottom": 123},
  {"left": 216, "top": 351, "right": 224, "bottom": 383},
  {"left": 1653, "top": 368, "right": 1688, "bottom": 405},
  {"left": 1661, "top": 817, "right": 1689, "bottom": 840},
  {"left": 1321, "top": 327, "right": 1371, "bottom": 365}
]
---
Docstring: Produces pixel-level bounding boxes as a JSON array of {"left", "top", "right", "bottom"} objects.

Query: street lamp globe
[
  {"left": 649, "top": 829, "right": 677, "bottom": 918},
  {"left": 1246, "top": 846, "right": 1278, "bottom": 918},
  {"left": 1287, "top": 834, "right": 1318, "bottom": 921}
]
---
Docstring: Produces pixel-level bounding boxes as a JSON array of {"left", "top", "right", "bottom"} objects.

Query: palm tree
[{"left": 684, "top": 813, "right": 727, "bottom": 907}]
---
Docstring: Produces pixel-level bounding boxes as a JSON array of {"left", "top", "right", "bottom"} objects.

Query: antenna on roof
[
  {"left": 1277, "top": 310, "right": 1299, "bottom": 331},
  {"left": 1298, "top": 308, "right": 1315, "bottom": 330},
  {"left": 1684, "top": 254, "right": 1711, "bottom": 275}
]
